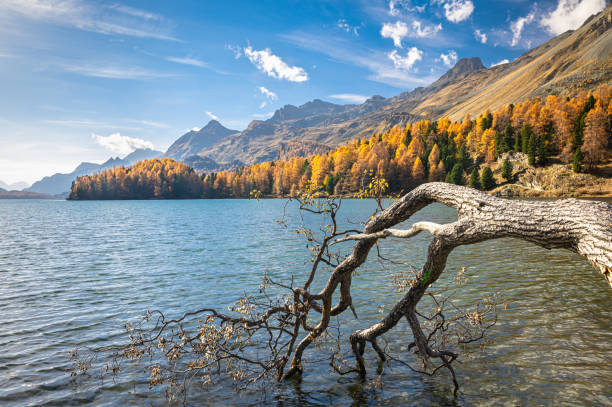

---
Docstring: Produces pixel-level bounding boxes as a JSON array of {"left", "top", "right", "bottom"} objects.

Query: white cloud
[
  {"left": 166, "top": 56, "right": 208, "bottom": 68},
  {"left": 92, "top": 133, "right": 155, "bottom": 156},
  {"left": 191, "top": 127, "right": 201, "bottom": 132},
  {"left": 510, "top": 12, "right": 535, "bottom": 46},
  {"left": 206, "top": 111, "right": 219, "bottom": 121},
  {"left": 243, "top": 46, "right": 308, "bottom": 82},
  {"left": 388, "top": 48, "right": 423, "bottom": 70},
  {"left": 540, "top": 0, "right": 605, "bottom": 35},
  {"left": 474, "top": 29, "right": 487, "bottom": 43},
  {"left": 440, "top": 50, "right": 458, "bottom": 67},
  {"left": 381, "top": 21, "right": 409, "bottom": 47},
  {"left": 329, "top": 94, "right": 369, "bottom": 103},
  {"left": 412, "top": 20, "right": 442, "bottom": 37},
  {"left": 490, "top": 59, "right": 510, "bottom": 67},
  {"left": 443, "top": 0, "right": 474, "bottom": 23},
  {"left": 258, "top": 86, "right": 277, "bottom": 100},
  {"left": 0, "top": 0, "right": 177, "bottom": 41}
]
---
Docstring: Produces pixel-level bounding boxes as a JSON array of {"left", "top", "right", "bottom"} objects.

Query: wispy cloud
[
  {"left": 443, "top": 0, "right": 474, "bottom": 23},
  {"left": 412, "top": 21, "right": 442, "bottom": 38},
  {"left": 44, "top": 119, "right": 143, "bottom": 130},
  {"left": 510, "top": 12, "right": 535, "bottom": 47},
  {"left": 257, "top": 86, "right": 278, "bottom": 108},
  {"left": 243, "top": 46, "right": 308, "bottom": 82},
  {"left": 540, "top": 0, "right": 605, "bottom": 35},
  {"left": 166, "top": 56, "right": 208, "bottom": 68},
  {"left": 92, "top": 133, "right": 155, "bottom": 156},
  {"left": 388, "top": 0, "right": 426, "bottom": 16},
  {"left": 206, "top": 111, "right": 219, "bottom": 121},
  {"left": 61, "top": 63, "right": 173, "bottom": 80},
  {"left": 337, "top": 19, "right": 360, "bottom": 36},
  {"left": 107, "top": 4, "right": 163, "bottom": 21},
  {"left": 44, "top": 118, "right": 169, "bottom": 130},
  {"left": 258, "top": 86, "right": 277, "bottom": 100},
  {"left": 282, "top": 32, "right": 436, "bottom": 88},
  {"left": 0, "top": 0, "right": 177, "bottom": 41},
  {"left": 226, "top": 44, "right": 242, "bottom": 59},
  {"left": 329, "top": 94, "right": 369, "bottom": 103},
  {"left": 126, "top": 119, "right": 169, "bottom": 128}
]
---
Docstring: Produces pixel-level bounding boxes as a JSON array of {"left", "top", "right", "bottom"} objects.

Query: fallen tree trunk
[{"left": 327, "top": 182, "right": 612, "bottom": 390}]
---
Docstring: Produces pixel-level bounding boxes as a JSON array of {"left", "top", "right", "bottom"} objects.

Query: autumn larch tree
[{"left": 582, "top": 103, "right": 608, "bottom": 171}]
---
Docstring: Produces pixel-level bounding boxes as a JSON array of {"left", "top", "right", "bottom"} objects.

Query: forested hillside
[{"left": 69, "top": 85, "right": 611, "bottom": 200}]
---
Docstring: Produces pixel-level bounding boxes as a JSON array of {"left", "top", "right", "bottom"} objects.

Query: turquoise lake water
[{"left": 0, "top": 198, "right": 611, "bottom": 406}]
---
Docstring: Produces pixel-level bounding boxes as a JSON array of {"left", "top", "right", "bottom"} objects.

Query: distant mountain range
[
  {"left": 24, "top": 6, "right": 611, "bottom": 196},
  {"left": 165, "top": 6, "right": 611, "bottom": 169},
  {"left": 0, "top": 180, "right": 29, "bottom": 191},
  {"left": 26, "top": 148, "right": 162, "bottom": 196}
]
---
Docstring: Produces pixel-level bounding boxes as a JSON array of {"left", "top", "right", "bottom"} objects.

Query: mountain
[
  {"left": 165, "top": 120, "right": 238, "bottom": 161},
  {"left": 172, "top": 6, "right": 610, "bottom": 169},
  {"left": 0, "top": 180, "right": 29, "bottom": 191},
  {"left": 27, "top": 148, "right": 162, "bottom": 196}
]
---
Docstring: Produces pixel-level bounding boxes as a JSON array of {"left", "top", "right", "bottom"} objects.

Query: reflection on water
[{"left": 0, "top": 198, "right": 610, "bottom": 406}]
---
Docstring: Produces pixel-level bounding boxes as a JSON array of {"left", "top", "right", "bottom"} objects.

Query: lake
[{"left": 0, "top": 198, "right": 611, "bottom": 406}]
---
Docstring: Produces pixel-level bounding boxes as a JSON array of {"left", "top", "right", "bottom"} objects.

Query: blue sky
[{"left": 0, "top": 0, "right": 606, "bottom": 184}]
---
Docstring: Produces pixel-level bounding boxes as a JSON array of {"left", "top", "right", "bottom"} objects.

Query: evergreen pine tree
[
  {"left": 572, "top": 148, "right": 582, "bottom": 173},
  {"left": 448, "top": 163, "right": 464, "bottom": 185},
  {"left": 503, "top": 124, "right": 513, "bottom": 152},
  {"left": 528, "top": 132, "right": 537, "bottom": 166},
  {"left": 480, "top": 166, "right": 495, "bottom": 190},
  {"left": 494, "top": 131, "right": 502, "bottom": 157},
  {"left": 521, "top": 124, "right": 530, "bottom": 153},
  {"left": 513, "top": 127, "right": 521, "bottom": 152},
  {"left": 501, "top": 157, "right": 513, "bottom": 182},
  {"left": 458, "top": 144, "right": 470, "bottom": 168},
  {"left": 469, "top": 168, "right": 480, "bottom": 189},
  {"left": 537, "top": 135, "right": 548, "bottom": 165}
]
